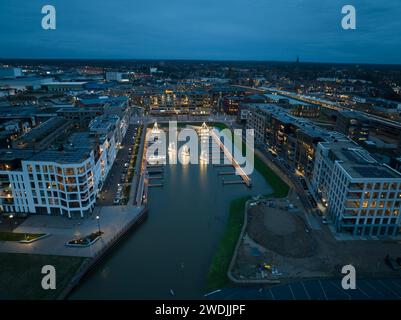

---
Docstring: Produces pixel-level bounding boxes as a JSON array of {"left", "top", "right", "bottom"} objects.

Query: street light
[{"left": 96, "top": 215, "right": 101, "bottom": 234}]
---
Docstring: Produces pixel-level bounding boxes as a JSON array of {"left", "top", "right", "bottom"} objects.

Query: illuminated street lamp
[{"left": 96, "top": 215, "right": 101, "bottom": 233}]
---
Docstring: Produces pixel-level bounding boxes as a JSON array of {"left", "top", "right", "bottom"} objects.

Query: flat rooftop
[
  {"left": 43, "top": 82, "right": 87, "bottom": 86},
  {"left": 15, "top": 117, "right": 67, "bottom": 144},
  {"left": 89, "top": 114, "right": 119, "bottom": 132},
  {"left": 0, "top": 131, "right": 98, "bottom": 165},
  {"left": 325, "top": 140, "right": 401, "bottom": 179},
  {"left": 265, "top": 93, "right": 313, "bottom": 107},
  {"left": 272, "top": 111, "right": 346, "bottom": 141}
]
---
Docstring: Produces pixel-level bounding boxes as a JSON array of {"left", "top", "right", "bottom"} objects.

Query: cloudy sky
[{"left": 1, "top": 0, "right": 400, "bottom": 63}]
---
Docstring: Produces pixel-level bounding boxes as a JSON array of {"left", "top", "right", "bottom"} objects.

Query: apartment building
[
  {"left": 0, "top": 112, "right": 127, "bottom": 218},
  {"left": 149, "top": 89, "right": 212, "bottom": 115},
  {"left": 265, "top": 93, "right": 321, "bottom": 118},
  {"left": 311, "top": 140, "right": 401, "bottom": 237},
  {"left": 12, "top": 117, "right": 72, "bottom": 151},
  {"left": 335, "top": 110, "right": 370, "bottom": 142},
  {"left": 246, "top": 103, "right": 346, "bottom": 178},
  {"left": 245, "top": 104, "right": 281, "bottom": 146}
]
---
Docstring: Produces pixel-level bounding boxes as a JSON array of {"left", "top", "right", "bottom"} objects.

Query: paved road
[{"left": 97, "top": 125, "right": 140, "bottom": 206}]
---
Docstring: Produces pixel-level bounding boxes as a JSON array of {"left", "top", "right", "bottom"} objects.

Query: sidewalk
[{"left": 0, "top": 205, "right": 144, "bottom": 257}]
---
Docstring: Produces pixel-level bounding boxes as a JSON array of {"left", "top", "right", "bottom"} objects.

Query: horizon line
[{"left": 0, "top": 57, "right": 401, "bottom": 67}]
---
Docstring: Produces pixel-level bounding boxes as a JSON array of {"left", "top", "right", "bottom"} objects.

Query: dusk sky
[{"left": 1, "top": 0, "right": 401, "bottom": 63}]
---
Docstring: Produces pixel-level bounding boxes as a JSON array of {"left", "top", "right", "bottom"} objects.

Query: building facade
[
  {"left": 311, "top": 140, "right": 401, "bottom": 237},
  {"left": 0, "top": 112, "right": 128, "bottom": 218}
]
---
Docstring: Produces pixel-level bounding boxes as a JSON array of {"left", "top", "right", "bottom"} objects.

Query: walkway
[{"left": 0, "top": 205, "right": 144, "bottom": 257}]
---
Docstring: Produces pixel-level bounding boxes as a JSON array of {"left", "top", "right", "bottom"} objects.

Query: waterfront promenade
[{"left": 0, "top": 205, "right": 145, "bottom": 257}]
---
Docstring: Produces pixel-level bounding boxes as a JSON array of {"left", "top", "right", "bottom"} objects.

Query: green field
[
  {"left": 206, "top": 196, "right": 249, "bottom": 289},
  {"left": 0, "top": 253, "right": 87, "bottom": 299},
  {"left": 0, "top": 232, "right": 45, "bottom": 242}
]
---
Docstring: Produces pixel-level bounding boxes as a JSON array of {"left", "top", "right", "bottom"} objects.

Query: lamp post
[{"left": 96, "top": 215, "right": 101, "bottom": 234}]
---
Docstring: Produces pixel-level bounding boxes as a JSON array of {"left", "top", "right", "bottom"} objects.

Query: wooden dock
[
  {"left": 213, "top": 164, "right": 233, "bottom": 167},
  {"left": 148, "top": 176, "right": 163, "bottom": 180},
  {"left": 218, "top": 171, "right": 235, "bottom": 176},
  {"left": 147, "top": 164, "right": 164, "bottom": 168},
  {"left": 222, "top": 179, "right": 247, "bottom": 185},
  {"left": 210, "top": 130, "right": 252, "bottom": 188},
  {"left": 149, "top": 183, "right": 163, "bottom": 187},
  {"left": 147, "top": 169, "right": 164, "bottom": 174}
]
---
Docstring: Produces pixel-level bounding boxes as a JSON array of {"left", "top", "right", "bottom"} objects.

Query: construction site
[{"left": 231, "top": 196, "right": 401, "bottom": 283}]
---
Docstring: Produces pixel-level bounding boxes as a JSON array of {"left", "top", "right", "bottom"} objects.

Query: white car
[
  {"left": 322, "top": 217, "right": 328, "bottom": 225},
  {"left": 124, "top": 162, "right": 129, "bottom": 168},
  {"left": 113, "top": 198, "right": 120, "bottom": 205}
]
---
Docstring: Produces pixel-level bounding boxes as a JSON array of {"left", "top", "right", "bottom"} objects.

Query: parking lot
[
  {"left": 97, "top": 125, "right": 140, "bottom": 206},
  {"left": 207, "top": 277, "right": 401, "bottom": 300}
]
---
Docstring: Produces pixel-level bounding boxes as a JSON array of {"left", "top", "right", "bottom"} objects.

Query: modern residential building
[
  {"left": 311, "top": 139, "right": 401, "bottom": 237},
  {"left": 335, "top": 110, "right": 370, "bottom": 142},
  {"left": 223, "top": 96, "right": 243, "bottom": 115},
  {"left": 12, "top": 117, "right": 72, "bottom": 151},
  {"left": 246, "top": 103, "right": 346, "bottom": 178},
  {"left": 245, "top": 104, "right": 281, "bottom": 146},
  {"left": 265, "top": 93, "right": 321, "bottom": 118},
  {"left": 57, "top": 106, "right": 103, "bottom": 129},
  {"left": 0, "top": 112, "right": 126, "bottom": 218},
  {"left": 149, "top": 89, "right": 212, "bottom": 115}
]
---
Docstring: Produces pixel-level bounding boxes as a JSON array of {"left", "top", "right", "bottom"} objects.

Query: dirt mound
[{"left": 247, "top": 205, "right": 315, "bottom": 258}]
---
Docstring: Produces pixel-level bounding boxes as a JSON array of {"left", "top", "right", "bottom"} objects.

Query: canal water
[{"left": 71, "top": 128, "right": 272, "bottom": 299}]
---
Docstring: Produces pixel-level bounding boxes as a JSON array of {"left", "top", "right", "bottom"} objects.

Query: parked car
[
  {"left": 113, "top": 198, "right": 120, "bottom": 205},
  {"left": 124, "top": 162, "right": 129, "bottom": 168}
]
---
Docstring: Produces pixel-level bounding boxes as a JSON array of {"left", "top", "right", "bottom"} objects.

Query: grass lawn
[
  {"left": 0, "top": 253, "right": 87, "bottom": 299},
  {"left": 0, "top": 232, "right": 45, "bottom": 242},
  {"left": 207, "top": 196, "right": 249, "bottom": 289},
  {"left": 206, "top": 124, "right": 289, "bottom": 289}
]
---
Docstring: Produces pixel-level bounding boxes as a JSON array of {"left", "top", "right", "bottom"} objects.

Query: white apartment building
[
  {"left": 0, "top": 114, "right": 128, "bottom": 218},
  {"left": 312, "top": 140, "right": 401, "bottom": 237}
]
